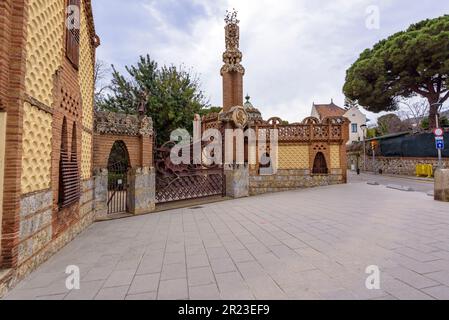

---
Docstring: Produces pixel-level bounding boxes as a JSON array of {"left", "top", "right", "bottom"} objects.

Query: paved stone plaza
[{"left": 4, "top": 178, "right": 449, "bottom": 300}]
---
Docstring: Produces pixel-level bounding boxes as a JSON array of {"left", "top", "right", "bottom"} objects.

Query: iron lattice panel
[{"left": 156, "top": 171, "right": 224, "bottom": 204}]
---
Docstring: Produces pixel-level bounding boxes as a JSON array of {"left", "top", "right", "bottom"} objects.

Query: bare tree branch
[
  {"left": 397, "top": 98, "right": 429, "bottom": 129},
  {"left": 94, "top": 59, "right": 111, "bottom": 110}
]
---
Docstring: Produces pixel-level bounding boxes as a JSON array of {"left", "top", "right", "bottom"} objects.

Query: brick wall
[
  {"left": 21, "top": 103, "right": 53, "bottom": 194},
  {"left": 247, "top": 118, "right": 349, "bottom": 196},
  {"left": 1, "top": 0, "right": 99, "bottom": 297},
  {"left": 249, "top": 142, "right": 347, "bottom": 196},
  {"left": 1, "top": 0, "right": 28, "bottom": 269},
  {"left": 93, "top": 134, "right": 153, "bottom": 169}
]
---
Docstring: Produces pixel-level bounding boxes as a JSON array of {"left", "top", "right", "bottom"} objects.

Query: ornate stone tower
[{"left": 221, "top": 10, "right": 245, "bottom": 112}]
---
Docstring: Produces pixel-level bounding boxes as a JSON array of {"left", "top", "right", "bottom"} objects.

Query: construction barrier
[{"left": 416, "top": 164, "right": 433, "bottom": 178}]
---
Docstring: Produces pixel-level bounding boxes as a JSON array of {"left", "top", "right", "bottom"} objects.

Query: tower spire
[{"left": 221, "top": 9, "right": 245, "bottom": 112}]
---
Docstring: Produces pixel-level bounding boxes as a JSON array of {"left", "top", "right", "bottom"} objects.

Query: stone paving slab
[{"left": 3, "top": 181, "right": 449, "bottom": 300}]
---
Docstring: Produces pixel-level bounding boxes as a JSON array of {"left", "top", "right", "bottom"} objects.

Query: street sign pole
[
  {"left": 436, "top": 113, "right": 443, "bottom": 169},
  {"left": 432, "top": 102, "right": 444, "bottom": 169}
]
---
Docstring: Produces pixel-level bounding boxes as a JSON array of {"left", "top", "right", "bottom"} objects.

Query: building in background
[
  {"left": 311, "top": 100, "right": 367, "bottom": 144},
  {"left": 0, "top": 0, "right": 99, "bottom": 294}
]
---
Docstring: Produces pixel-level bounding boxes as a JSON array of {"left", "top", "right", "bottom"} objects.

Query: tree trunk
[{"left": 428, "top": 96, "right": 440, "bottom": 129}]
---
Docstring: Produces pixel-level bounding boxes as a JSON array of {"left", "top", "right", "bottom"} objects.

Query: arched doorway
[
  {"left": 312, "top": 152, "right": 328, "bottom": 175},
  {"left": 107, "top": 141, "right": 131, "bottom": 214}
]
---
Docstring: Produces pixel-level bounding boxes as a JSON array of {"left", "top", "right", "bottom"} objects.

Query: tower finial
[
  {"left": 221, "top": 8, "right": 245, "bottom": 76},
  {"left": 221, "top": 9, "right": 245, "bottom": 111},
  {"left": 225, "top": 8, "right": 239, "bottom": 25}
]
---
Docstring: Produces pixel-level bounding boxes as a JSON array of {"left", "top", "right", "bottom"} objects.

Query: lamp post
[
  {"left": 431, "top": 102, "right": 443, "bottom": 169},
  {"left": 360, "top": 124, "right": 367, "bottom": 172}
]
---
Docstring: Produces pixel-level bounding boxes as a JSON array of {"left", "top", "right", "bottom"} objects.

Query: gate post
[
  {"left": 224, "top": 164, "right": 249, "bottom": 198},
  {"left": 128, "top": 167, "right": 156, "bottom": 215},
  {"left": 220, "top": 106, "right": 250, "bottom": 199},
  {"left": 94, "top": 168, "right": 108, "bottom": 219},
  {"left": 435, "top": 169, "right": 449, "bottom": 202}
]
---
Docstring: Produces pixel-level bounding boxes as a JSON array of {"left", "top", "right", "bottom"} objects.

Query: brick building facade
[
  {"left": 0, "top": 0, "right": 99, "bottom": 294},
  {"left": 0, "top": 7, "right": 350, "bottom": 297}
]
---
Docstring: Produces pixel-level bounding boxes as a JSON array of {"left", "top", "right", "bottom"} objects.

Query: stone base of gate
[
  {"left": 435, "top": 169, "right": 449, "bottom": 202},
  {"left": 128, "top": 167, "right": 156, "bottom": 215},
  {"left": 224, "top": 164, "right": 249, "bottom": 198},
  {"left": 94, "top": 168, "right": 108, "bottom": 220}
]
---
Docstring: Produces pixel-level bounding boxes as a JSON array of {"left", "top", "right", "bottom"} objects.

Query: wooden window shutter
[
  {"left": 66, "top": 0, "right": 81, "bottom": 68},
  {"left": 58, "top": 121, "right": 81, "bottom": 209}
]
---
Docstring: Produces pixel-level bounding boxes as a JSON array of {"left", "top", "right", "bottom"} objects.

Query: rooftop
[{"left": 313, "top": 100, "right": 346, "bottom": 119}]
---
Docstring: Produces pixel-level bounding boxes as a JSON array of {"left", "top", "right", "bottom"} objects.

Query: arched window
[
  {"left": 312, "top": 152, "right": 328, "bottom": 175},
  {"left": 58, "top": 120, "right": 80, "bottom": 209}
]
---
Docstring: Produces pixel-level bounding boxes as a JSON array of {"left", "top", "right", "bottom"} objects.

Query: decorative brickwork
[
  {"left": 81, "top": 130, "right": 92, "bottom": 179},
  {"left": 50, "top": 63, "right": 83, "bottom": 238},
  {"left": 92, "top": 111, "right": 155, "bottom": 217},
  {"left": 221, "top": 10, "right": 244, "bottom": 112},
  {"left": 79, "top": 2, "right": 95, "bottom": 131},
  {"left": 278, "top": 145, "right": 309, "bottom": 169},
  {"left": 330, "top": 144, "right": 341, "bottom": 169},
  {"left": 1, "top": 0, "right": 99, "bottom": 297},
  {"left": 94, "top": 111, "right": 153, "bottom": 137},
  {"left": 21, "top": 103, "right": 53, "bottom": 194},
  {"left": 93, "top": 134, "right": 153, "bottom": 169},
  {"left": 25, "top": 0, "right": 64, "bottom": 108},
  {"left": 248, "top": 117, "right": 349, "bottom": 196},
  {"left": 1, "top": 0, "right": 29, "bottom": 270},
  {"left": 93, "top": 112, "right": 154, "bottom": 169}
]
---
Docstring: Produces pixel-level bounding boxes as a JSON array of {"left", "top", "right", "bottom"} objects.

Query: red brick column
[
  {"left": 340, "top": 120, "right": 350, "bottom": 183},
  {"left": 140, "top": 135, "right": 153, "bottom": 168},
  {"left": 222, "top": 72, "right": 243, "bottom": 112},
  {"left": 0, "top": 0, "right": 28, "bottom": 269}
]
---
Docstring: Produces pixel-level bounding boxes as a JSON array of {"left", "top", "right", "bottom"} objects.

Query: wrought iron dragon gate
[{"left": 155, "top": 140, "right": 225, "bottom": 204}]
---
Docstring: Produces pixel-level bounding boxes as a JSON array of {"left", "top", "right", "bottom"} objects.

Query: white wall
[
  {"left": 344, "top": 107, "right": 367, "bottom": 144},
  {"left": 0, "top": 112, "right": 6, "bottom": 252},
  {"left": 311, "top": 106, "right": 320, "bottom": 119}
]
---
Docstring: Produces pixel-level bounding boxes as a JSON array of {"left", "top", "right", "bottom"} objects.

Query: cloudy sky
[{"left": 92, "top": 0, "right": 449, "bottom": 123}]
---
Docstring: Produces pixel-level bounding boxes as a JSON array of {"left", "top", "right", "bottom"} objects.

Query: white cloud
[{"left": 94, "top": 0, "right": 449, "bottom": 124}]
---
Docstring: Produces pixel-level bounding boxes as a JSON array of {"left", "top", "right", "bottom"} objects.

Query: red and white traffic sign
[{"left": 434, "top": 128, "right": 444, "bottom": 137}]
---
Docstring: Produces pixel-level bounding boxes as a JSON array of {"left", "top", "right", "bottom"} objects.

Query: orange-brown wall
[{"left": 93, "top": 134, "right": 153, "bottom": 169}]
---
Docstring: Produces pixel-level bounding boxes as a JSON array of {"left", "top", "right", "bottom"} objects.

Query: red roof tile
[{"left": 314, "top": 102, "right": 346, "bottom": 120}]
